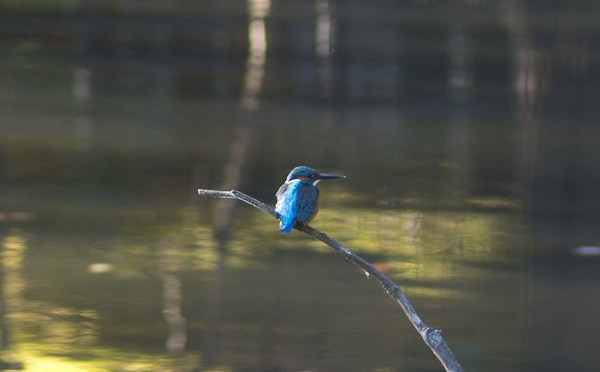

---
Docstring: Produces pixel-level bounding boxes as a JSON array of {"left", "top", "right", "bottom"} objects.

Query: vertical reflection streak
[
  {"left": 162, "top": 273, "right": 186, "bottom": 357},
  {"left": 503, "top": 2, "right": 539, "bottom": 363},
  {"left": 315, "top": 0, "right": 333, "bottom": 58},
  {"left": 73, "top": 67, "right": 94, "bottom": 152},
  {"left": 315, "top": 0, "right": 335, "bottom": 97},
  {"left": 241, "top": 0, "right": 271, "bottom": 109},
  {"left": 1, "top": 230, "right": 26, "bottom": 358},
  {"left": 505, "top": 0, "right": 537, "bottom": 108},
  {"left": 503, "top": 0, "right": 539, "bottom": 199},
  {"left": 448, "top": 24, "right": 472, "bottom": 102}
]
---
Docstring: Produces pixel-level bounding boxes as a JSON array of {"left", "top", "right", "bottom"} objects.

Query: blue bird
[{"left": 275, "top": 166, "right": 345, "bottom": 233}]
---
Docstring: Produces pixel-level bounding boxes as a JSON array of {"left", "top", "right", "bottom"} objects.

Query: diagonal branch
[{"left": 197, "top": 188, "right": 463, "bottom": 372}]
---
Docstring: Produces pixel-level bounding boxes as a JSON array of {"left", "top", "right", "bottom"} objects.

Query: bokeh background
[{"left": 1, "top": 1, "right": 600, "bottom": 371}]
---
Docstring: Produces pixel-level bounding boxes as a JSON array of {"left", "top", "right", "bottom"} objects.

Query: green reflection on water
[{"left": 0, "top": 195, "right": 530, "bottom": 371}]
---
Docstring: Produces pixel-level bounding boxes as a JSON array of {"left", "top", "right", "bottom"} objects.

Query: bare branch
[{"left": 197, "top": 188, "right": 464, "bottom": 372}]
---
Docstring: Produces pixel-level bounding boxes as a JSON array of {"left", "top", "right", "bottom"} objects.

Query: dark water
[{"left": 1, "top": 1, "right": 600, "bottom": 371}]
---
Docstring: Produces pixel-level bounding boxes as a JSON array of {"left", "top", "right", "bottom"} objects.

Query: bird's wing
[
  {"left": 275, "top": 181, "right": 301, "bottom": 233},
  {"left": 296, "top": 184, "right": 319, "bottom": 223}
]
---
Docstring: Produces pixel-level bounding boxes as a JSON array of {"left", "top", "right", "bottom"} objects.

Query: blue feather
[
  {"left": 275, "top": 180, "right": 302, "bottom": 233},
  {"left": 296, "top": 183, "right": 319, "bottom": 223}
]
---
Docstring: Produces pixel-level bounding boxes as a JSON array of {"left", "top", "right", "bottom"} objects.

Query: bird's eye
[{"left": 310, "top": 173, "right": 318, "bottom": 179}]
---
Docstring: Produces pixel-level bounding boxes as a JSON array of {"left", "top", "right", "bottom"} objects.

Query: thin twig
[{"left": 197, "top": 188, "right": 464, "bottom": 372}]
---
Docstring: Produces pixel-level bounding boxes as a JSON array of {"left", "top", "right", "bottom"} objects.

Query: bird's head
[{"left": 285, "top": 166, "right": 346, "bottom": 184}]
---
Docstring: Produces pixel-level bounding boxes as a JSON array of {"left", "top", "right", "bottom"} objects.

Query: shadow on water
[
  {"left": 200, "top": 124, "right": 252, "bottom": 369},
  {"left": 527, "top": 80, "right": 600, "bottom": 372},
  {"left": 0, "top": 0, "right": 600, "bottom": 371}
]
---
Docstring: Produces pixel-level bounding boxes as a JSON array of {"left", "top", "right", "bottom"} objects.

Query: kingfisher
[{"left": 275, "top": 165, "right": 345, "bottom": 233}]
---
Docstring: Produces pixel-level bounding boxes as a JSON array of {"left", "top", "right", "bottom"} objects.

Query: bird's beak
[{"left": 317, "top": 172, "right": 346, "bottom": 180}]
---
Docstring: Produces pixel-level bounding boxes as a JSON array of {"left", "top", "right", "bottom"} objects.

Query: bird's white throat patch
[{"left": 286, "top": 179, "right": 320, "bottom": 186}]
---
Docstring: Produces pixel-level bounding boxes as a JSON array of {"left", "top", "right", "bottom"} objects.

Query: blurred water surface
[{"left": 1, "top": 1, "right": 600, "bottom": 371}]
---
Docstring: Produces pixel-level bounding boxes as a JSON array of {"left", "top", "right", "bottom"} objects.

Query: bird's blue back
[{"left": 275, "top": 179, "right": 319, "bottom": 233}]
